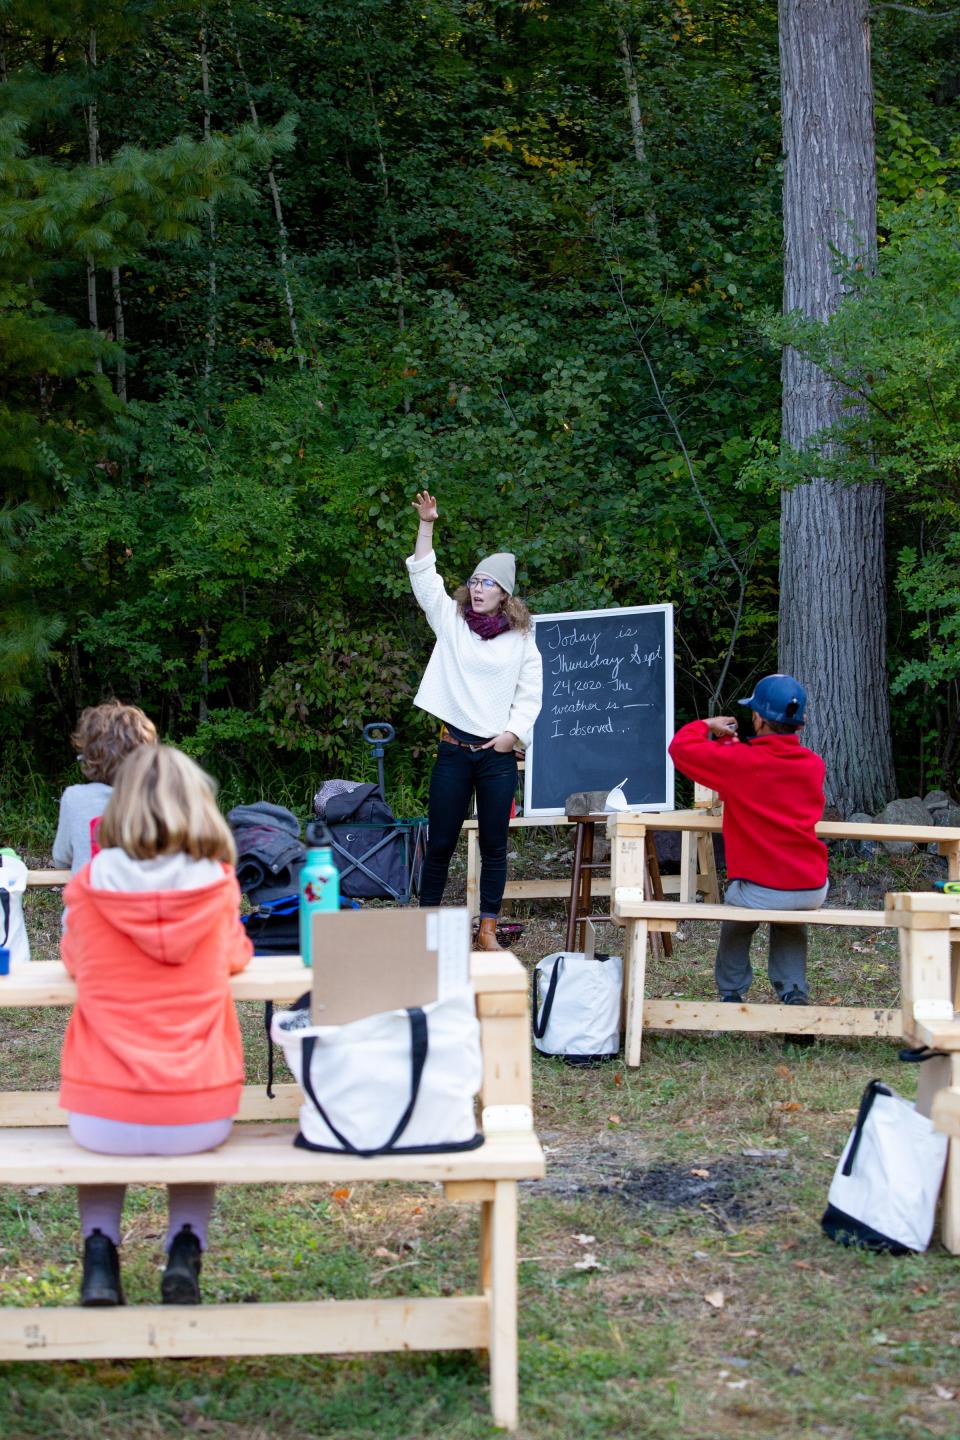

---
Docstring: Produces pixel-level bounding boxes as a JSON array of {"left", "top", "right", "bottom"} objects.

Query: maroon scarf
[{"left": 464, "top": 607, "right": 510, "bottom": 641}]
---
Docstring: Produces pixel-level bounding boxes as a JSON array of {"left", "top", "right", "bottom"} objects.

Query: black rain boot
[
  {"left": 81, "top": 1229, "right": 124, "bottom": 1307},
  {"left": 161, "top": 1224, "right": 202, "bottom": 1305}
]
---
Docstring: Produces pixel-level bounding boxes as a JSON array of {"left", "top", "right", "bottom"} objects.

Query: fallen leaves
[
  {"left": 690, "top": 1168, "right": 711, "bottom": 1179},
  {"left": 704, "top": 1288, "right": 725, "bottom": 1309}
]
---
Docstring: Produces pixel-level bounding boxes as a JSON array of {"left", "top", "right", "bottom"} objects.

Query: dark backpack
[{"left": 308, "top": 784, "right": 407, "bottom": 900}]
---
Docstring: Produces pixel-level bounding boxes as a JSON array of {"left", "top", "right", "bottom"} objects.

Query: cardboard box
[{"left": 310, "top": 907, "right": 471, "bottom": 1024}]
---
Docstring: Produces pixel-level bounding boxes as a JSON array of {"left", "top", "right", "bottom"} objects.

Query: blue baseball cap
[{"left": 738, "top": 673, "right": 807, "bottom": 725}]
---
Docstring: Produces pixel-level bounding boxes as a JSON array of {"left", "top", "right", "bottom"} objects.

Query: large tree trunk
[
  {"left": 226, "top": 2, "right": 302, "bottom": 365},
  {"left": 84, "top": 26, "right": 102, "bottom": 374},
  {"left": 200, "top": 16, "right": 218, "bottom": 394},
  {"left": 615, "top": 21, "right": 657, "bottom": 242},
  {"left": 778, "top": 0, "right": 895, "bottom": 815}
]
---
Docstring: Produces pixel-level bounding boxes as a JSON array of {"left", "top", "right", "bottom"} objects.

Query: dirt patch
[
  {"left": 527, "top": 1136, "right": 791, "bottom": 1228},
  {"left": 605, "top": 1157, "right": 790, "bottom": 1226}
]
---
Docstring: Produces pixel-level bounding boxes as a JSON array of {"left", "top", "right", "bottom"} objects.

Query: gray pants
[{"left": 715, "top": 878, "right": 829, "bottom": 1001}]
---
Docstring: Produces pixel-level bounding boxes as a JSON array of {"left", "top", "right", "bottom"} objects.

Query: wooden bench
[
  {"left": 0, "top": 951, "right": 544, "bottom": 1430},
  {"left": 614, "top": 891, "right": 905, "bottom": 1065},
  {"left": 609, "top": 809, "right": 960, "bottom": 905},
  {"left": 608, "top": 810, "right": 960, "bottom": 1062}
]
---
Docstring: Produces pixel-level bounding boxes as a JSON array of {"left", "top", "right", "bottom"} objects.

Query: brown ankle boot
[{"left": 476, "top": 916, "right": 505, "bottom": 951}]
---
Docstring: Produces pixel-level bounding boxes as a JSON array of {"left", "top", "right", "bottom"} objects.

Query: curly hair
[
  {"left": 71, "top": 700, "right": 158, "bottom": 784},
  {"left": 452, "top": 586, "right": 532, "bottom": 634}
]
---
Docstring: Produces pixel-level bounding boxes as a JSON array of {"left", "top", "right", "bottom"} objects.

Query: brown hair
[
  {"left": 71, "top": 700, "right": 158, "bottom": 783},
  {"left": 453, "top": 586, "right": 532, "bottom": 634},
  {"left": 97, "top": 745, "right": 236, "bottom": 863}
]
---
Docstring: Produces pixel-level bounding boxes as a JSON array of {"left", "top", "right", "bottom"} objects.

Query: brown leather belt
[
  {"left": 440, "top": 728, "right": 490, "bottom": 751},
  {"left": 440, "top": 728, "right": 523, "bottom": 759}
]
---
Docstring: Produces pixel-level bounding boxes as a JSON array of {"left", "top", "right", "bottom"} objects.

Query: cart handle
[{"left": 362, "top": 722, "right": 395, "bottom": 750}]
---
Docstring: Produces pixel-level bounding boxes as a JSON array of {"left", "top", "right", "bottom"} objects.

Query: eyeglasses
[{"left": 467, "top": 577, "right": 499, "bottom": 590}]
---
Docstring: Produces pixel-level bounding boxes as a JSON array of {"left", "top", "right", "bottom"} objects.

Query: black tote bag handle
[
  {"left": 842, "top": 1079, "right": 891, "bottom": 1177},
  {"left": 298, "top": 1008, "right": 429, "bottom": 1156},
  {"left": 532, "top": 956, "right": 564, "bottom": 1041}
]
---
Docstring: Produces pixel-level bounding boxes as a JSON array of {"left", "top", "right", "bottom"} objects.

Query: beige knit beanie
[{"left": 474, "top": 552, "right": 516, "bottom": 595}]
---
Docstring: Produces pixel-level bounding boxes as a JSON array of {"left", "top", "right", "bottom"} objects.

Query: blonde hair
[
  {"left": 98, "top": 745, "right": 236, "bottom": 864},
  {"left": 71, "top": 700, "right": 158, "bottom": 783},
  {"left": 452, "top": 586, "right": 532, "bottom": 634}
]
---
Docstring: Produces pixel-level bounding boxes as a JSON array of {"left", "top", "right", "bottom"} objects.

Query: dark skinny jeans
[{"left": 418, "top": 741, "right": 518, "bottom": 917}]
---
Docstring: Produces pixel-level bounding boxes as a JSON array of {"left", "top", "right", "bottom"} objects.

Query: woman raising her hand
[{"left": 406, "top": 491, "right": 543, "bottom": 950}]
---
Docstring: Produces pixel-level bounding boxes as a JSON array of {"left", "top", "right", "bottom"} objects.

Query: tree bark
[
  {"left": 778, "top": 0, "right": 895, "bottom": 814},
  {"left": 226, "top": 3, "right": 302, "bottom": 364},
  {"left": 358, "top": 35, "right": 410, "bottom": 412},
  {"left": 111, "top": 265, "right": 126, "bottom": 401},
  {"left": 615, "top": 21, "right": 658, "bottom": 241},
  {"left": 84, "top": 27, "right": 102, "bottom": 373},
  {"left": 200, "top": 16, "right": 218, "bottom": 392}
]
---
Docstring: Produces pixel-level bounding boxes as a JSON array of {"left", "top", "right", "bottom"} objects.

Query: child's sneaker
[
  {"left": 161, "top": 1225, "right": 202, "bottom": 1305},
  {"left": 81, "top": 1229, "right": 124, "bottom": 1306}
]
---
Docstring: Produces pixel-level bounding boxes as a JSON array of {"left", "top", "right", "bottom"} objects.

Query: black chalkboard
[{"left": 524, "top": 605, "right": 674, "bottom": 817}]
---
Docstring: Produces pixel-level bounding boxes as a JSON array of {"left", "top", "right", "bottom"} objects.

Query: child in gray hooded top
[{"left": 53, "top": 701, "right": 158, "bottom": 873}]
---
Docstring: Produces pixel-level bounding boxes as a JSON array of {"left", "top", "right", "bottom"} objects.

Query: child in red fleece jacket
[{"left": 668, "top": 674, "right": 827, "bottom": 1005}]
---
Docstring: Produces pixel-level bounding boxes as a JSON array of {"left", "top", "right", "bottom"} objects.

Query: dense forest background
[{"left": 2, "top": 0, "right": 960, "bottom": 822}]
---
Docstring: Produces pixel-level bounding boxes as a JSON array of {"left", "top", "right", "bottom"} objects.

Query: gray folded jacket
[{"left": 227, "top": 801, "right": 306, "bottom": 903}]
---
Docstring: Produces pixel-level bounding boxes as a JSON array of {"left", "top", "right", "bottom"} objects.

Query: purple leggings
[{"left": 70, "top": 1113, "right": 233, "bottom": 1252}]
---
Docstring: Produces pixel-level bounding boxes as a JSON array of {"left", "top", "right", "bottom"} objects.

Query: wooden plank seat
[
  {"left": 0, "top": 951, "right": 542, "bottom": 1430},
  {"left": 0, "top": 1123, "right": 544, "bottom": 1186},
  {"left": 615, "top": 895, "right": 902, "bottom": 930}
]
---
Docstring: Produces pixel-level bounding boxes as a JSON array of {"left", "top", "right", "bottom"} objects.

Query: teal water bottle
[{"left": 299, "top": 823, "right": 340, "bottom": 967}]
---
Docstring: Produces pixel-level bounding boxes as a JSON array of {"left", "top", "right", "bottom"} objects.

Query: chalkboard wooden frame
[{"left": 523, "top": 603, "right": 675, "bottom": 818}]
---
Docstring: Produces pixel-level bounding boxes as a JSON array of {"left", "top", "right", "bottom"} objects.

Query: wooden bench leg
[
  {"left": 624, "top": 919, "right": 648, "bottom": 1067},
  {"left": 480, "top": 1197, "right": 493, "bottom": 1291},
  {"left": 917, "top": 1053, "right": 960, "bottom": 1255},
  {"left": 679, "top": 831, "right": 697, "bottom": 904},
  {"left": 467, "top": 830, "right": 480, "bottom": 920},
  {"left": 488, "top": 1180, "right": 518, "bottom": 1430},
  {"left": 697, "top": 832, "right": 720, "bottom": 904}
]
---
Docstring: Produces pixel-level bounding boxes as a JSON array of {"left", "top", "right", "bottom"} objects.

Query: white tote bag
[
  {"left": 271, "top": 986, "right": 483, "bottom": 1155},
  {"left": 533, "top": 951, "right": 622, "bottom": 1062},
  {"left": 0, "top": 853, "right": 30, "bottom": 969},
  {"left": 822, "top": 1079, "right": 948, "bottom": 1254}
]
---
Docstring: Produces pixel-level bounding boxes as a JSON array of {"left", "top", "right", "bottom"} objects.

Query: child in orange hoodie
[{"left": 59, "top": 745, "right": 253, "bottom": 1307}]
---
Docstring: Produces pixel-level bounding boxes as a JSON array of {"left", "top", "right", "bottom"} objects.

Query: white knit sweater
[{"left": 406, "top": 551, "right": 543, "bottom": 747}]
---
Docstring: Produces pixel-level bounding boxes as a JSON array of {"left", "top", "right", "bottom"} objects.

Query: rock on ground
[{"left": 873, "top": 796, "right": 934, "bottom": 855}]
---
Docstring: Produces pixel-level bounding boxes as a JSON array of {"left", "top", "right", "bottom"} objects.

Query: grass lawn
[{"left": 1, "top": 839, "right": 959, "bottom": 1439}]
